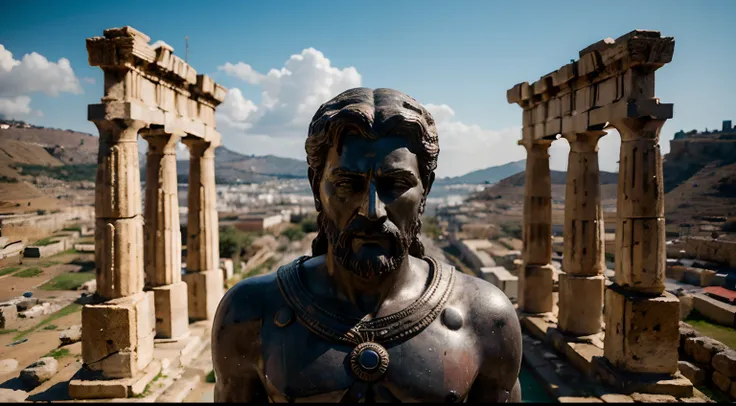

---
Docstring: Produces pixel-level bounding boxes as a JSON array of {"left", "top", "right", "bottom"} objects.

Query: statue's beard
[{"left": 320, "top": 214, "right": 417, "bottom": 279}]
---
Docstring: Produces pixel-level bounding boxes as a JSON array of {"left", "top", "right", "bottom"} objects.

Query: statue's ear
[{"left": 308, "top": 167, "right": 322, "bottom": 212}]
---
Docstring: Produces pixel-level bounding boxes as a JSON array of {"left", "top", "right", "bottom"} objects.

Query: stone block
[
  {"left": 603, "top": 286, "right": 680, "bottom": 374},
  {"left": 730, "top": 381, "right": 736, "bottom": 399},
  {"left": 152, "top": 281, "right": 189, "bottom": 339},
  {"left": 94, "top": 217, "right": 145, "bottom": 300},
  {"left": 692, "top": 294, "right": 736, "bottom": 328},
  {"left": 20, "top": 357, "right": 58, "bottom": 388},
  {"left": 81, "top": 291, "right": 154, "bottom": 378},
  {"left": 630, "top": 393, "right": 677, "bottom": 403},
  {"left": 558, "top": 273, "right": 604, "bottom": 336},
  {"left": 0, "top": 304, "right": 18, "bottom": 329},
  {"left": 679, "top": 321, "right": 699, "bottom": 348},
  {"left": 678, "top": 360, "right": 706, "bottom": 386},
  {"left": 600, "top": 393, "right": 634, "bottom": 403},
  {"left": 183, "top": 269, "right": 223, "bottom": 321},
  {"left": 712, "top": 350, "right": 736, "bottom": 378},
  {"left": 94, "top": 139, "right": 142, "bottom": 219},
  {"left": 518, "top": 264, "right": 554, "bottom": 314},
  {"left": 615, "top": 218, "right": 666, "bottom": 294},
  {"left": 559, "top": 397, "right": 603, "bottom": 403},
  {"left": 59, "top": 324, "right": 82, "bottom": 345},
  {"left": 596, "top": 76, "right": 619, "bottom": 107},
  {"left": 685, "top": 336, "right": 727, "bottom": 365},
  {"left": 0, "top": 359, "right": 18, "bottom": 375},
  {"left": 68, "top": 379, "right": 128, "bottom": 399},
  {"left": 712, "top": 370, "right": 731, "bottom": 393}
]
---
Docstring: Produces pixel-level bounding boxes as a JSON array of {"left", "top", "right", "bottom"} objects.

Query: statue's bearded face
[{"left": 317, "top": 134, "right": 425, "bottom": 279}]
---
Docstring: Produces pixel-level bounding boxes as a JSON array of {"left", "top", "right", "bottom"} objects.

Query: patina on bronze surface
[{"left": 212, "top": 88, "right": 523, "bottom": 403}]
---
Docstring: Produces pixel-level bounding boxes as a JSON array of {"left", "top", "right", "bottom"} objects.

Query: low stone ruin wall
[
  {"left": 23, "top": 240, "right": 65, "bottom": 258},
  {"left": 679, "top": 321, "right": 736, "bottom": 399},
  {"left": 674, "top": 238, "right": 736, "bottom": 268}
]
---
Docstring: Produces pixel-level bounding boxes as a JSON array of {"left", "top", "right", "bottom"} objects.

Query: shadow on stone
[
  {"left": 0, "top": 377, "right": 28, "bottom": 391},
  {"left": 27, "top": 380, "right": 72, "bottom": 402}
]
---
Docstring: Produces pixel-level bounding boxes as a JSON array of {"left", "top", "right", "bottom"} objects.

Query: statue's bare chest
[{"left": 258, "top": 316, "right": 481, "bottom": 403}]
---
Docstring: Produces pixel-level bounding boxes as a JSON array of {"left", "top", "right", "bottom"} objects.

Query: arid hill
[{"left": 472, "top": 169, "right": 620, "bottom": 204}]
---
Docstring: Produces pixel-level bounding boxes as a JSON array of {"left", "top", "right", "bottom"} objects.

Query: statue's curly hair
[{"left": 305, "top": 88, "right": 440, "bottom": 258}]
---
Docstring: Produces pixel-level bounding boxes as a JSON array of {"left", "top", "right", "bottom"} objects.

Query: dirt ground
[
  {"left": 0, "top": 249, "right": 93, "bottom": 394},
  {"left": 0, "top": 251, "right": 94, "bottom": 303}
]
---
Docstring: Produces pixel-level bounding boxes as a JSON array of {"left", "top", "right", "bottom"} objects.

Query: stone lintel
[
  {"left": 524, "top": 99, "right": 672, "bottom": 142},
  {"left": 507, "top": 30, "right": 674, "bottom": 109},
  {"left": 68, "top": 359, "right": 162, "bottom": 399},
  {"left": 87, "top": 26, "right": 227, "bottom": 107},
  {"left": 88, "top": 102, "right": 220, "bottom": 141}
]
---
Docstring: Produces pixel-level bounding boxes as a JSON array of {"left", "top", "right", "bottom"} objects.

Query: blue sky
[{"left": 1, "top": 0, "right": 734, "bottom": 177}]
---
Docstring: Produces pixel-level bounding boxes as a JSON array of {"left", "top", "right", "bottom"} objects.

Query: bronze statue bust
[{"left": 212, "top": 88, "right": 522, "bottom": 403}]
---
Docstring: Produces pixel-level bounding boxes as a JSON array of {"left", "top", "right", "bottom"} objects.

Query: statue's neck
[{"left": 322, "top": 249, "right": 414, "bottom": 316}]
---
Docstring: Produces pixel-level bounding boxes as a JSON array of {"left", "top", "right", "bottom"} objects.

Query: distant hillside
[
  {"left": 0, "top": 127, "right": 98, "bottom": 165},
  {"left": 144, "top": 148, "right": 308, "bottom": 184},
  {"left": 471, "top": 169, "right": 620, "bottom": 203},
  {"left": 437, "top": 160, "right": 526, "bottom": 185}
]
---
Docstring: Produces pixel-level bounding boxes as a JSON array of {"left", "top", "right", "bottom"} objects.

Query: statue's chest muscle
[{"left": 259, "top": 320, "right": 480, "bottom": 402}]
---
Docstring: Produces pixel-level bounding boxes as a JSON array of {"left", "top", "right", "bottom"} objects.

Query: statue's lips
[{"left": 351, "top": 234, "right": 392, "bottom": 251}]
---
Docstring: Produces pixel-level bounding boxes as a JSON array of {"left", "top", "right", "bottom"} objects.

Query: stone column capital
[
  {"left": 93, "top": 119, "right": 147, "bottom": 143},
  {"left": 563, "top": 130, "right": 606, "bottom": 153},
  {"left": 140, "top": 128, "right": 180, "bottom": 154},
  {"left": 182, "top": 136, "right": 217, "bottom": 158},
  {"left": 520, "top": 138, "right": 553, "bottom": 155},
  {"left": 612, "top": 118, "right": 666, "bottom": 142}
]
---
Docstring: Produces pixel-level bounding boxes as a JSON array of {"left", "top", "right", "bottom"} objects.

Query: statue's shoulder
[
  {"left": 213, "top": 258, "right": 301, "bottom": 327},
  {"left": 434, "top": 259, "right": 518, "bottom": 331}
]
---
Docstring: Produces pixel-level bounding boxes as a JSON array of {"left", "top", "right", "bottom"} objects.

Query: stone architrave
[
  {"left": 519, "top": 138, "right": 554, "bottom": 314},
  {"left": 142, "top": 128, "right": 189, "bottom": 339},
  {"left": 182, "top": 136, "right": 223, "bottom": 321},
  {"left": 558, "top": 131, "right": 606, "bottom": 336},
  {"left": 604, "top": 117, "right": 679, "bottom": 374}
]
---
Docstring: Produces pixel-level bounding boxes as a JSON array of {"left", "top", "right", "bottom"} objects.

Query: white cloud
[
  {"left": 0, "top": 95, "right": 31, "bottom": 117},
  {"left": 425, "top": 104, "right": 525, "bottom": 177},
  {"left": 0, "top": 44, "right": 83, "bottom": 117},
  {"left": 81, "top": 77, "right": 96, "bottom": 85},
  {"left": 216, "top": 47, "right": 626, "bottom": 179},
  {"left": 215, "top": 47, "right": 361, "bottom": 147},
  {"left": 219, "top": 62, "right": 266, "bottom": 85}
]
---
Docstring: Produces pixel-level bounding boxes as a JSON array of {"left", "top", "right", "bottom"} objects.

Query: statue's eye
[{"left": 334, "top": 179, "right": 362, "bottom": 192}]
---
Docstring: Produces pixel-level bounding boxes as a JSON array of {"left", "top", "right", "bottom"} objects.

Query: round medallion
[
  {"left": 441, "top": 307, "right": 463, "bottom": 331},
  {"left": 349, "top": 342, "right": 389, "bottom": 382},
  {"left": 273, "top": 306, "right": 294, "bottom": 328}
]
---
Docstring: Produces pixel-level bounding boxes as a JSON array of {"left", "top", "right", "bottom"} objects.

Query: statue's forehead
[{"left": 326, "top": 134, "right": 419, "bottom": 174}]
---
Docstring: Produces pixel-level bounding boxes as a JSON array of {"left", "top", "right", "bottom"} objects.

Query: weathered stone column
[
  {"left": 558, "top": 131, "right": 606, "bottom": 336},
  {"left": 142, "top": 129, "right": 189, "bottom": 339},
  {"left": 83, "top": 119, "right": 155, "bottom": 378},
  {"left": 182, "top": 137, "right": 223, "bottom": 321},
  {"left": 519, "top": 138, "right": 555, "bottom": 313},
  {"left": 604, "top": 117, "right": 680, "bottom": 374}
]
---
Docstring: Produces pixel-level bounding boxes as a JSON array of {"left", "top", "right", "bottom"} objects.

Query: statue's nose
[{"left": 359, "top": 181, "right": 387, "bottom": 221}]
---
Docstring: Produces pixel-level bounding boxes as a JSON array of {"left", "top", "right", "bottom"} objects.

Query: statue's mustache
[{"left": 335, "top": 217, "right": 402, "bottom": 251}]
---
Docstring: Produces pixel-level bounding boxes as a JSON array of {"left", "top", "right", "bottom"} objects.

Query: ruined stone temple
[
  {"left": 508, "top": 30, "right": 699, "bottom": 398},
  {"left": 68, "top": 26, "right": 227, "bottom": 399}
]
